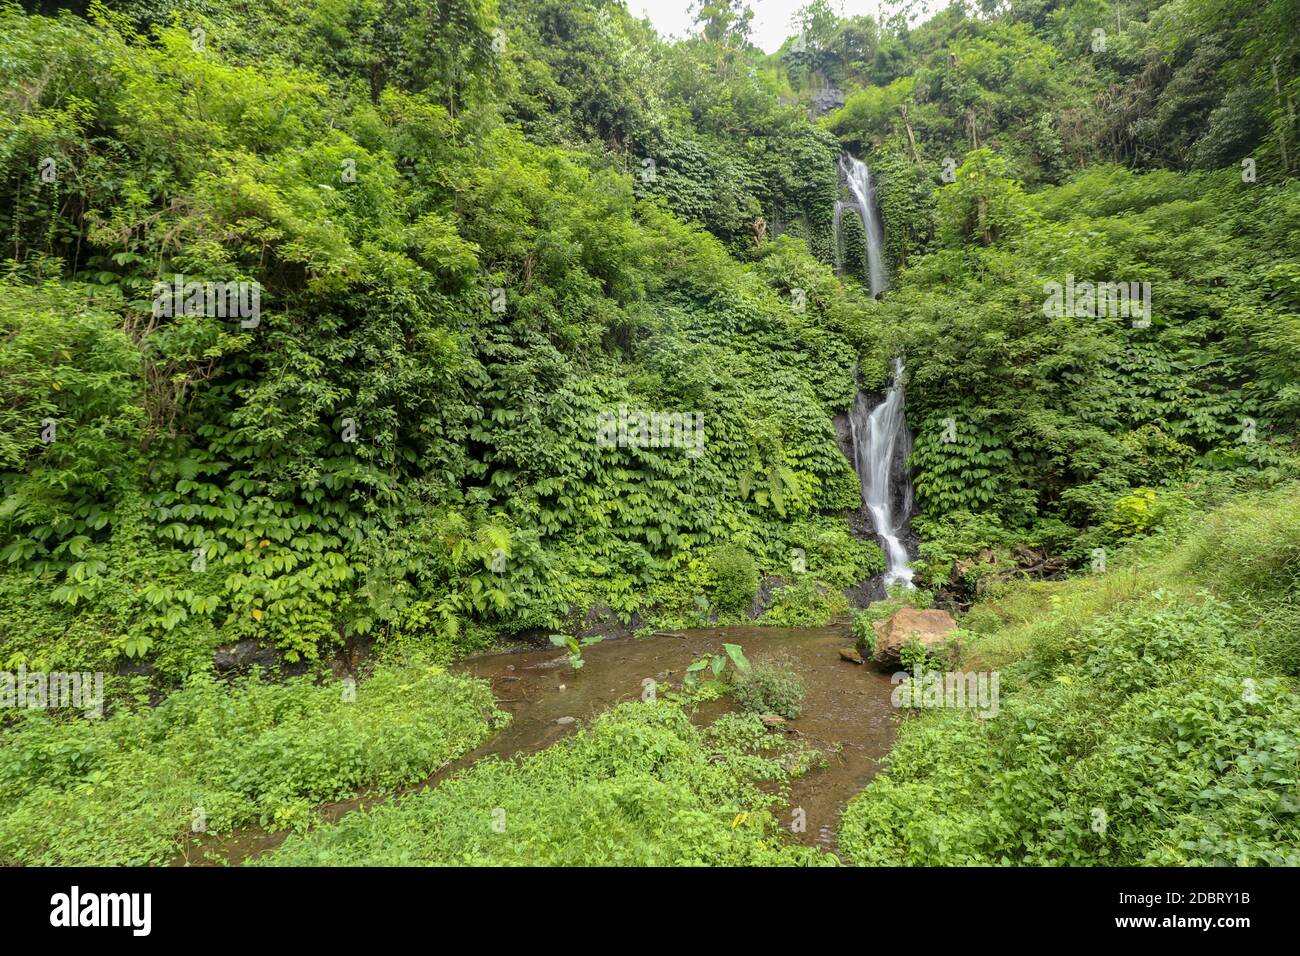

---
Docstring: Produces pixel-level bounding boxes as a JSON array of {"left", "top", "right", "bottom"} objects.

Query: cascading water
[
  {"left": 834, "top": 153, "right": 888, "bottom": 298},
  {"left": 848, "top": 358, "right": 914, "bottom": 587}
]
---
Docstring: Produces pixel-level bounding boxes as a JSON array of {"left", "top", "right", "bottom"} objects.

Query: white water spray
[
  {"left": 835, "top": 153, "right": 888, "bottom": 298},
  {"left": 849, "top": 358, "right": 914, "bottom": 587}
]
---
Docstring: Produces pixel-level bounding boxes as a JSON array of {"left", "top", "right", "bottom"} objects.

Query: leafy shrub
[
  {"left": 683, "top": 642, "right": 750, "bottom": 690},
  {"left": 898, "top": 638, "right": 943, "bottom": 676},
  {"left": 783, "top": 517, "right": 886, "bottom": 587},
  {"left": 1106, "top": 488, "right": 1165, "bottom": 537},
  {"left": 913, "top": 510, "right": 1017, "bottom": 589},
  {"left": 851, "top": 611, "right": 876, "bottom": 656},
  {"left": 759, "top": 578, "right": 848, "bottom": 627},
  {"left": 731, "top": 659, "right": 806, "bottom": 720},
  {"left": 710, "top": 547, "right": 759, "bottom": 614}
]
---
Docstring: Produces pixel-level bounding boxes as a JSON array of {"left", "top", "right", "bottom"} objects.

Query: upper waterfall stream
[{"left": 835, "top": 152, "right": 888, "bottom": 298}]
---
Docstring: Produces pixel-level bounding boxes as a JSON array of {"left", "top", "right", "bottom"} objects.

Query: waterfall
[
  {"left": 848, "top": 358, "right": 914, "bottom": 587},
  {"left": 835, "top": 152, "right": 888, "bottom": 298}
]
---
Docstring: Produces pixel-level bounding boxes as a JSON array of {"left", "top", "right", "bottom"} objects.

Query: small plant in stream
[
  {"left": 549, "top": 634, "right": 604, "bottom": 670},
  {"left": 683, "top": 642, "right": 751, "bottom": 691},
  {"left": 731, "top": 657, "right": 806, "bottom": 719}
]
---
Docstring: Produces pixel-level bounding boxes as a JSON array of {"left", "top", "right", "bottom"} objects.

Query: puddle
[{"left": 179, "top": 626, "right": 899, "bottom": 864}]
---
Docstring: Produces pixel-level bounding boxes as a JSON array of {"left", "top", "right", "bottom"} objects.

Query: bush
[
  {"left": 759, "top": 578, "right": 848, "bottom": 627},
  {"left": 731, "top": 659, "right": 806, "bottom": 719},
  {"left": 711, "top": 547, "right": 759, "bottom": 614},
  {"left": 851, "top": 611, "right": 876, "bottom": 656}
]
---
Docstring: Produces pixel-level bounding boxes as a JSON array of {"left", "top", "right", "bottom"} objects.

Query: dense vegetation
[
  {"left": 841, "top": 482, "right": 1300, "bottom": 865},
  {"left": 1, "top": 0, "right": 886, "bottom": 684},
  {"left": 0, "top": 660, "right": 504, "bottom": 865},
  {"left": 262, "top": 705, "right": 828, "bottom": 866},
  {"left": 1, "top": 0, "right": 1296, "bottom": 866}
]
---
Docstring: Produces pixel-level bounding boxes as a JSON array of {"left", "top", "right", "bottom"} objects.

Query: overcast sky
[{"left": 623, "top": 1, "right": 912, "bottom": 55}]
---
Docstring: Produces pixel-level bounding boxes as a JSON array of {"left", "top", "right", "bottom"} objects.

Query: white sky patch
[{"left": 623, "top": 1, "right": 943, "bottom": 55}]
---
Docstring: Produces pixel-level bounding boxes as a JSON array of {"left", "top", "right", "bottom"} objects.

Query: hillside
[{"left": 0, "top": 0, "right": 1296, "bottom": 873}]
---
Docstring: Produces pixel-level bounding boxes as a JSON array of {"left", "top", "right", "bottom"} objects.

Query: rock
[
  {"left": 843, "top": 574, "right": 887, "bottom": 608},
  {"left": 748, "top": 575, "right": 786, "bottom": 619},
  {"left": 871, "top": 608, "right": 958, "bottom": 667},
  {"left": 555, "top": 716, "right": 576, "bottom": 726},
  {"left": 116, "top": 660, "right": 156, "bottom": 679},
  {"left": 759, "top": 714, "right": 787, "bottom": 730},
  {"left": 570, "top": 601, "right": 643, "bottom": 642},
  {"left": 839, "top": 647, "right": 866, "bottom": 665},
  {"left": 811, "top": 86, "right": 845, "bottom": 116},
  {"left": 213, "top": 639, "right": 277, "bottom": 671}
]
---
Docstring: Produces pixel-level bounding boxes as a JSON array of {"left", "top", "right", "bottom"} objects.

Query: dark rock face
[
  {"left": 889, "top": 418, "right": 915, "bottom": 535},
  {"left": 749, "top": 574, "right": 787, "bottom": 619},
  {"left": 832, "top": 405, "right": 860, "bottom": 467},
  {"left": 573, "top": 602, "right": 643, "bottom": 642},
  {"left": 844, "top": 575, "right": 887, "bottom": 608},
  {"left": 811, "top": 87, "right": 845, "bottom": 116},
  {"left": 117, "top": 659, "right": 156, "bottom": 678},
  {"left": 213, "top": 639, "right": 278, "bottom": 671}
]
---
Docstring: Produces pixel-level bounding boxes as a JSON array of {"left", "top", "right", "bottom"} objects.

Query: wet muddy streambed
[{"left": 182, "top": 625, "right": 899, "bottom": 864}]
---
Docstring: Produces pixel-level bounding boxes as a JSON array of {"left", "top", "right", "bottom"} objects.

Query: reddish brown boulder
[{"left": 871, "top": 608, "right": 958, "bottom": 666}]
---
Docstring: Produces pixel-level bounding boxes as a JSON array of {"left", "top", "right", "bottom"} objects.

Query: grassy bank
[
  {"left": 0, "top": 662, "right": 506, "bottom": 865},
  {"left": 262, "top": 704, "right": 831, "bottom": 866},
  {"left": 840, "top": 482, "right": 1300, "bottom": 866}
]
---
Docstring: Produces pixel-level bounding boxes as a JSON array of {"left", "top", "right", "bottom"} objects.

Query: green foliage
[
  {"left": 913, "top": 510, "right": 1017, "bottom": 590},
  {"left": 1106, "top": 488, "right": 1163, "bottom": 538},
  {"left": 785, "top": 515, "right": 885, "bottom": 586},
  {"left": 759, "top": 577, "right": 848, "bottom": 627},
  {"left": 548, "top": 632, "right": 602, "bottom": 671},
  {"left": 0, "top": 0, "right": 1296, "bottom": 870},
  {"left": 683, "top": 641, "right": 751, "bottom": 691},
  {"left": 897, "top": 637, "right": 940, "bottom": 677},
  {"left": 0, "top": 2, "right": 874, "bottom": 679},
  {"left": 820, "top": 0, "right": 1298, "bottom": 182},
  {"left": 851, "top": 609, "right": 875, "bottom": 656},
  {"left": 0, "top": 281, "right": 145, "bottom": 576},
  {"left": 710, "top": 546, "right": 759, "bottom": 614},
  {"left": 840, "top": 483, "right": 1300, "bottom": 866},
  {"left": 888, "top": 161, "right": 1299, "bottom": 560},
  {"left": 260, "top": 702, "right": 832, "bottom": 866},
  {"left": 0, "top": 662, "right": 506, "bottom": 865},
  {"left": 731, "top": 658, "right": 805, "bottom": 719}
]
